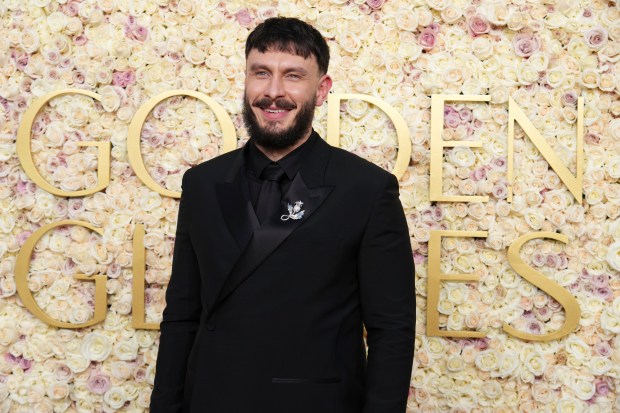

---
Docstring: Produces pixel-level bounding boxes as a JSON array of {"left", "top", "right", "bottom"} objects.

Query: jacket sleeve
[
  {"left": 150, "top": 171, "right": 202, "bottom": 412},
  {"left": 358, "top": 173, "right": 415, "bottom": 413}
]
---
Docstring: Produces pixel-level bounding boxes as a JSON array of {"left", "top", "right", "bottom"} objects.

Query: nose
[{"left": 264, "top": 75, "right": 285, "bottom": 100}]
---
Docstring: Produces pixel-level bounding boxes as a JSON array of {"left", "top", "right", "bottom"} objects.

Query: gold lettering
[
  {"left": 507, "top": 97, "right": 584, "bottom": 202},
  {"left": 326, "top": 93, "right": 411, "bottom": 180},
  {"left": 505, "top": 232, "right": 581, "bottom": 341},
  {"left": 427, "top": 230, "right": 487, "bottom": 338},
  {"left": 15, "top": 220, "right": 107, "bottom": 328},
  {"left": 132, "top": 224, "right": 159, "bottom": 329},
  {"left": 429, "top": 95, "right": 490, "bottom": 202},
  {"left": 127, "top": 90, "right": 237, "bottom": 198},
  {"left": 16, "top": 90, "right": 111, "bottom": 197}
]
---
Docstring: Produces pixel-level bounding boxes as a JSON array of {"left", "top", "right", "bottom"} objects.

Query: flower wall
[{"left": 0, "top": 0, "right": 619, "bottom": 411}]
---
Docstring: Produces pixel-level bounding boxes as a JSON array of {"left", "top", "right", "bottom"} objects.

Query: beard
[{"left": 242, "top": 94, "right": 316, "bottom": 150}]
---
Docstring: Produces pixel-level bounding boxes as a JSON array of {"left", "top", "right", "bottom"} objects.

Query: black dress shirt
[{"left": 245, "top": 131, "right": 318, "bottom": 208}]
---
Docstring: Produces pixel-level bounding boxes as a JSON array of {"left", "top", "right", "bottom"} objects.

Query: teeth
[{"left": 265, "top": 109, "right": 285, "bottom": 113}]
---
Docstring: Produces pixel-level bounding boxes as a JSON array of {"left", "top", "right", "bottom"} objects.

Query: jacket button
[{"left": 207, "top": 320, "right": 216, "bottom": 331}]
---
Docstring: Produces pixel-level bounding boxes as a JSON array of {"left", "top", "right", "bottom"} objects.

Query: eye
[
  {"left": 286, "top": 73, "right": 302, "bottom": 79},
  {"left": 255, "top": 70, "right": 269, "bottom": 77}
]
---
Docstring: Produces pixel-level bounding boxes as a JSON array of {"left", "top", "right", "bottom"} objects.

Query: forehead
[{"left": 246, "top": 49, "right": 319, "bottom": 72}]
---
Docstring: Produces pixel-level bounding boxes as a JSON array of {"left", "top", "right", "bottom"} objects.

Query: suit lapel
[
  {"left": 215, "top": 148, "right": 259, "bottom": 251},
  {"left": 210, "top": 137, "right": 334, "bottom": 312}
]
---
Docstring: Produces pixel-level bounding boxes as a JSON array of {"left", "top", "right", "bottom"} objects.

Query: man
[{"left": 150, "top": 17, "right": 415, "bottom": 413}]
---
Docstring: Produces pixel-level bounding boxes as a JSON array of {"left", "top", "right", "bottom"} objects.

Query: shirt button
[{"left": 207, "top": 320, "right": 216, "bottom": 331}]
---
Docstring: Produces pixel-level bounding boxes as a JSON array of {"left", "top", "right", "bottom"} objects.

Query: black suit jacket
[{"left": 150, "top": 133, "right": 415, "bottom": 413}]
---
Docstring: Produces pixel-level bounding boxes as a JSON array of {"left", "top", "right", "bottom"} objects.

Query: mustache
[{"left": 252, "top": 97, "right": 297, "bottom": 111}]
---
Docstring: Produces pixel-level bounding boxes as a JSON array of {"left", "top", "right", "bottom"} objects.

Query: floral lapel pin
[{"left": 281, "top": 201, "right": 305, "bottom": 221}]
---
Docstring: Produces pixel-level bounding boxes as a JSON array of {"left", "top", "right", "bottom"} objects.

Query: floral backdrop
[{"left": 0, "top": 0, "right": 619, "bottom": 411}]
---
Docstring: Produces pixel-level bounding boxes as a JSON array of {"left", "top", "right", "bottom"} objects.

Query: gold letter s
[{"left": 505, "top": 232, "right": 581, "bottom": 341}]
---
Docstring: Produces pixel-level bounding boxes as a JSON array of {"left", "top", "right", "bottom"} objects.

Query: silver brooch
[{"left": 281, "top": 201, "right": 305, "bottom": 221}]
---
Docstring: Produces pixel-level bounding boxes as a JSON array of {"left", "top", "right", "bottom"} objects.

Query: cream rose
[{"left": 80, "top": 332, "right": 112, "bottom": 362}]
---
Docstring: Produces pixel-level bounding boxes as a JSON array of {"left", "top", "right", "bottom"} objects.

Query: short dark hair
[{"left": 245, "top": 17, "right": 330, "bottom": 75}]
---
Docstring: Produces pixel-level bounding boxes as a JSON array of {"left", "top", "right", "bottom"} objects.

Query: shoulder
[{"left": 325, "top": 144, "right": 395, "bottom": 188}]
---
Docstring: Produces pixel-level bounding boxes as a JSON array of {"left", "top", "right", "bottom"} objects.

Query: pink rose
[
  {"left": 468, "top": 15, "right": 490, "bottom": 36},
  {"left": 545, "top": 254, "right": 559, "bottom": 268},
  {"left": 595, "top": 341, "right": 612, "bottom": 357},
  {"left": 527, "top": 320, "right": 543, "bottom": 334},
  {"left": 235, "top": 9, "right": 253, "bottom": 27},
  {"left": 512, "top": 33, "right": 541, "bottom": 57},
  {"left": 17, "top": 231, "right": 32, "bottom": 247},
  {"left": 418, "top": 28, "right": 437, "bottom": 50},
  {"left": 492, "top": 184, "right": 508, "bottom": 199},
  {"left": 428, "top": 23, "right": 441, "bottom": 33},
  {"left": 72, "top": 69, "right": 86, "bottom": 84},
  {"left": 61, "top": 1, "right": 80, "bottom": 16},
  {"left": 366, "top": 0, "right": 385, "bottom": 9},
  {"left": 413, "top": 253, "right": 425, "bottom": 265},
  {"left": 74, "top": 34, "right": 88, "bottom": 46},
  {"left": 112, "top": 70, "right": 136, "bottom": 87},
  {"left": 14, "top": 52, "right": 29, "bottom": 70},
  {"left": 585, "top": 133, "right": 601, "bottom": 145},
  {"left": 16, "top": 181, "right": 30, "bottom": 194},
  {"left": 561, "top": 91, "right": 578, "bottom": 106},
  {"left": 595, "top": 379, "right": 611, "bottom": 397},
  {"left": 87, "top": 372, "right": 111, "bottom": 395},
  {"left": 474, "top": 338, "right": 489, "bottom": 351},
  {"left": 536, "top": 306, "right": 551, "bottom": 320},
  {"left": 531, "top": 252, "right": 546, "bottom": 267},
  {"left": 584, "top": 26, "right": 608, "bottom": 50},
  {"left": 470, "top": 167, "right": 487, "bottom": 182},
  {"left": 595, "top": 287, "right": 613, "bottom": 301},
  {"left": 591, "top": 274, "right": 609, "bottom": 288},
  {"left": 557, "top": 253, "right": 568, "bottom": 269},
  {"left": 132, "top": 26, "right": 149, "bottom": 42},
  {"left": 443, "top": 106, "right": 461, "bottom": 128}
]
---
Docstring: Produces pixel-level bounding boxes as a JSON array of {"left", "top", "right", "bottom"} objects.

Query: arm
[
  {"left": 358, "top": 173, "right": 415, "bottom": 413},
  {"left": 150, "top": 172, "right": 202, "bottom": 412}
]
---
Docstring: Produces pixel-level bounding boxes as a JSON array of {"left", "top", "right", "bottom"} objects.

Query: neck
[{"left": 254, "top": 129, "right": 312, "bottom": 162}]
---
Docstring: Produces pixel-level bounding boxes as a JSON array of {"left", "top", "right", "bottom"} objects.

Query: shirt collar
[{"left": 247, "top": 131, "right": 318, "bottom": 180}]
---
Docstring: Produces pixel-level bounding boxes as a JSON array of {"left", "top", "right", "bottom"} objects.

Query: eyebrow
[{"left": 248, "top": 63, "right": 309, "bottom": 75}]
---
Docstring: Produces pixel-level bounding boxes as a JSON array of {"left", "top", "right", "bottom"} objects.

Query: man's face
[{"left": 243, "top": 48, "right": 332, "bottom": 150}]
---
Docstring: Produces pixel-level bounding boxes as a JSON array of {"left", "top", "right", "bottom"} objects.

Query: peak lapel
[
  {"left": 215, "top": 149, "right": 259, "bottom": 251},
  {"left": 210, "top": 136, "right": 334, "bottom": 312},
  {"left": 210, "top": 149, "right": 259, "bottom": 309}
]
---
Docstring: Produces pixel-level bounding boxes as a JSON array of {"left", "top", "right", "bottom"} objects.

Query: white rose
[
  {"left": 19, "top": 29, "right": 40, "bottom": 53},
  {"left": 570, "top": 378, "right": 595, "bottom": 401},
  {"left": 556, "top": 397, "right": 586, "bottom": 413},
  {"left": 448, "top": 147, "right": 476, "bottom": 167},
  {"left": 47, "top": 11, "right": 68, "bottom": 32},
  {"left": 184, "top": 45, "right": 206, "bottom": 65},
  {"left": 589, "top": 356, "right": 612, "bottom": 375},
  {"left": 65, "top": 355, "right": 90, "bottom": 373},
  {"left": 114, "top": 337, "right": 138, "bottom": 361},
  {"left": 426, "top": 0, "right": 450, "bottom": 10},
  {"left": 523, "top": 351, "right": 546, "bottom": 376},
  {"left": 98, "top": 85, "right": 120, "bottom": 112},
  {"left": 395, "top": 8, "right": 418, "bottom": 31},
  {"left": 606, "top": 242, "right": 620, "bottom": 271},
  {"left": 104, "top": 387, "right": 127, "bottom": 409},
  {"left": 475, "top": 349, "right": 500, "bottom": 372},
  {"left": 80, "top": 332, "right": 112, "bottom": 361},
  {"left": 46, "top": 381, "right": 70, "bottom": 400}
]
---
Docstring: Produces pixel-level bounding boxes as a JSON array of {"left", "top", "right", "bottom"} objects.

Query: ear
[{"left": 315, "top": 74, "right": 333, "bottom": 106}]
